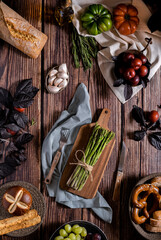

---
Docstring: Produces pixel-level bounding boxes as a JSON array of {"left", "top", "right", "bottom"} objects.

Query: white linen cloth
[{"left": 72, "top": 0, "right": 161, "bottom": 103}]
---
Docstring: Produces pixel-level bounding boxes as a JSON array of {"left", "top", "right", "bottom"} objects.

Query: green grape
[
  {"left": 64, "top": 238, "right": 71, "bottom": 240},
  {"left": 76, "top": 234, "right": 81, "bottom": 240},
  {"left": 65, "top": 224, "right": 72, "bottom": 233},
  {"left": 59, "top": 229, "right": 68, "bottom": 237},
  {"left": 55, "top": 236, "right": 64, "bottom": 240},
  {"left": 69, "top": 233, "right": 76, "bottom": 240},
  {"left": 72, "top": 225, "right": 79, "bottom": 231},
  {"left": 74, "top": 227, "right": 82, "bottom": 235},
  {"left": 81, "top": 228, "right": 87, "bottom": 237}
]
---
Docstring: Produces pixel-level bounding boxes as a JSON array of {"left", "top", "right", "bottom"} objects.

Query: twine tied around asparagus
[{"left": 70, "top": 150, "right": 93, "bottom": 181}]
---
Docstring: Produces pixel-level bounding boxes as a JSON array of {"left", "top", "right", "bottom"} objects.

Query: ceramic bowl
[{"left": 49, "top": 220, "right": 108, "bottom": 240}]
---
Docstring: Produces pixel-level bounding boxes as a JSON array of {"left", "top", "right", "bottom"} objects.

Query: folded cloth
[
  {"left": 41, "top": 83, "right": 113, "bottom": 223},
  {"left": 72, "top": 0, "right": 161, "bottom": 103}
]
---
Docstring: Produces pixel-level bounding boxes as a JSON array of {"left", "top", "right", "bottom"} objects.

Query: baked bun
[{"left": 2, "top": 186, "right": 32, "bottom": 216}]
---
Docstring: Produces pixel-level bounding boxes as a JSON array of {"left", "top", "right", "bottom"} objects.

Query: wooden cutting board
[{"left": 59, "top": 109, "right": 115, "bottom": 199}]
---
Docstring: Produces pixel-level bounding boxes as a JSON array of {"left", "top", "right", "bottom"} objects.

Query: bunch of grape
[{"left": 54, "top": 224, "right": 88, "bottom": 240}]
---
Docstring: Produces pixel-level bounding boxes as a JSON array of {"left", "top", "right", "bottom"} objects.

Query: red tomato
[
  {"left": 149, "top": 110, "right": 159, "bottom": 123},
  {"left": 6, "top": 128, "right": 16, "bottom": 136},
  {"left": 14, "top": 107, "right": 25, "bottom": 113}
]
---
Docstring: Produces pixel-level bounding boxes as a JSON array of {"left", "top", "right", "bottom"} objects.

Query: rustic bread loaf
[{"left": 0, "top": 2, "right": 47, "bottom": 58}]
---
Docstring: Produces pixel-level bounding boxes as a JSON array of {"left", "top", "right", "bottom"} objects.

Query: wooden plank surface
[
  {"left": 0, "top": 0, "right": 161, "bottom": 240},
  {"left": 0, "top": 0, "right": 42, "bottom": 239}
]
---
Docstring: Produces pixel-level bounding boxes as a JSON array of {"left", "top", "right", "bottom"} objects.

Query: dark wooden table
[{"left": 0, "top": 0, "right": 161, "bottom": 239}]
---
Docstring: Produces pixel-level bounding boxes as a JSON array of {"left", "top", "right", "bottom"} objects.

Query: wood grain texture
[
  {"left": 0, "top": 0, "right": 42, "bottom": 239},
  {"left": 0, "top": 0, "right": 161, "bottom": 240}
]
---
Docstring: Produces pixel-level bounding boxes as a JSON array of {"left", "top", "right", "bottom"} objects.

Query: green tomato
[
  {"left": 87, "top": 22, "right": 98, "bottom": 35},
  {"left": 82, "top": 20, "right": 94, "bottom": 29},
  {"left": 81, "top": 228, "right": 87, "bottom": 237},
  {"left": 59, "top": 229, "right": 68, "bottom": 237},
  {"left": 69, "top": 233, "right": 76, "bottom": 240},
  {"left": 88, "top": 4, "right": 99, "bottom": 15},
  {"left": 54, "top": 236, "right": 64, "bottom": 240},
  {"left": 97, "top": 4, "right": 105, "bottom": 14},
  {"left": 101, "top": 13, "right": 111, "bottom": 19},
  {"left": 65, "top": 224, "right": 72, "bottom": 233},
  {"left": 81, "top": 13, "right": 94, "bottom": 22},
  {"left": 100, "top": 8, "right": 109, "bottom": 16},
  {"left": 76, "top": 235, "right": 81, "bottom": 240},
  {"left": 98, "top": 17, "right": 112, "bottom": 32}
]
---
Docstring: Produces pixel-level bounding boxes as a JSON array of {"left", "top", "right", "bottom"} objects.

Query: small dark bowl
[
  {"left": 129, "top": 173, "right": 161, "bottom": 240},
  {"left": 49, "top": 220, "right": 108, "bottom": 240}
]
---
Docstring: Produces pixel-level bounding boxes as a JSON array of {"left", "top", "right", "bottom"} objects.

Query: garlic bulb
[
  {"left": 48, "top": 75, "right": 56, "bottom": 85},
  {"left": 46, "top": 63, "right": 69, "bottom": 94},
  {"left": 49, "top": 69, "right": 58, "bottom": 77},
  {"left": 58, "top": 63, "right": 68, "bottom": 73},
  {"left": 58, "top": 79, "right": 68, "bottom": 88},
  {"left": 54, "top": 78, "right": 63, "bottom": 86},
  {"left": 57, "top": 72, "right": 69, "bottom": 79},
  {"left": 47, "top": 85, "right": 60, "bottom": 94}
]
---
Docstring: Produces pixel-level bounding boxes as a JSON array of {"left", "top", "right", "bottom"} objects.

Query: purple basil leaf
[
  {"left": 124, "top": 84, "right": 133, "bottom": 101},
  {"left": 18, "top": 153, "right": 27, "bottom": 162},
  {"left": 5, "top": 153, "right": 21, "bottom": 166},
  {"left": 13, "top": 95, "right": 34, "bottom": 108},
  {"left": 0, "top": 88, "right": 13, "bottom": 108},
  {"left": 134, "top": 130, "right": 146, "bottom": 141},
  {"left": 132, "top": 105, "right": 146, "bottom": 126},
  {"left": 0, "top": 108, "right": 9, "bottom": 127},
  {"left": 6, "top": 142, "right": 18, "bottom": 153},
  {"left": 30, "top": 87, "right": 39, "bottom": 98},
  {"left": 12, "top": 111, "right": 28, "bottom": 129},
  {"left": 113, "top": 78, "right": 124, "bottom": 87},
  {"left": 14, "top": 79, "right": 32, "bottom": 97},
  {"left": 0, "top": 128, "right": 11, "bottom": 138},
  {"left": 5, "top": 123, "right": 20, "bottom": 132},
  {"left": 148, "top": 132, "right": 161, "bottom": 150},
  {"left": 148, "top": 119, "right": 160, "bottom": 130},
  {"left": 0, "top": 163, "right": 16, "bottom": 180},
  {"left": 15, "top": 133, "right": 33, "bottom": 147}
]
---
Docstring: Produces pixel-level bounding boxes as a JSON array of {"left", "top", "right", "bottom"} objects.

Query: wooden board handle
[
  {"left": 45, "top": 151, "right": 61, "bottom": 185},
  {"left": 112, "top": 171, "right": 123, "bottom": 202},
  {"left": 97, "top": 109, "right": 111, "bottom": 129}
]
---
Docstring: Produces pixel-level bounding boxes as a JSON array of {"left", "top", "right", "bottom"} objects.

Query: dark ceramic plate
[
  {"left": 129, "top": 173, "right": 161, "bottom": 240},
  {"left": 49, "top": 221, "right": 108, "bottom": 240}
]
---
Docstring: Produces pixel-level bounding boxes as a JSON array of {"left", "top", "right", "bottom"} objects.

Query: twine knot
[{"left": 70, "top": 150, "right": 93, "bottom": 181}]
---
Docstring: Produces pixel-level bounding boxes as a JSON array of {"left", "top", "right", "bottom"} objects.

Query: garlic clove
[
  {"left": 48, "top": 75, "right": 56, "bottom": 85},
  {"left": 57, "top": 72, "right": 69, "bottom": 79},
  {"left": 58, "top": 63, "right": 68, "bottom": 73},
  {"left": 58, "top": 79, "right": 68, "bottom": 88},
  {"left": 54, "top": 78, "right": 63, "bottom": 87},
  {"left": 47, "top": 85, "right": 60, "bottom": 94},
  {"left": 49, "top": 69, "right": 58, "bottom": 77}
]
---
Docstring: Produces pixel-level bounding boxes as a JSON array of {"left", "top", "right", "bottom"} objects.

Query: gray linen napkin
[{"left": 41, "top": 83, "right": 112, "bottom": 223}]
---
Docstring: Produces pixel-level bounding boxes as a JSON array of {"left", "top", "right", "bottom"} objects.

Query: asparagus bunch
[
  {"left": 67, "top": 124, "right": 115, "bottom": 191},
  {"left": 71, "top": 25, "right": 98, "bottom": 71}
]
